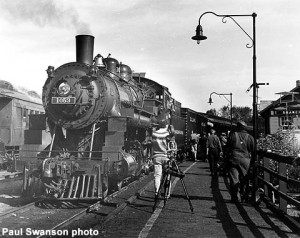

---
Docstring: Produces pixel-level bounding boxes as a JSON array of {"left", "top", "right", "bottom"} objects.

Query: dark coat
[
  {"left": 226, "top": 129, "right": 254, "bottom": 176},
  {"left": 206, "top": 134, "right": 222, "bottom": 153}
]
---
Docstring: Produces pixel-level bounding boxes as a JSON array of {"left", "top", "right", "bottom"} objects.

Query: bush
[{"left": 257, "top": 127, "right": 300, "bottom": 189}]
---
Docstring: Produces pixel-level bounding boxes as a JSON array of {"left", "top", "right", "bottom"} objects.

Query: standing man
[
  {"left": 199, "top": 132, "right": 208, "bottom": 162},
  {"left": 206, "top": 129, "right": 223, "bottom": 176},
  {"left": 151, "top": 123, "right": 173, "bottom": 200},
  {"left": 226, "top": 120, "right": 254, "bottom": 202},
  {"left": 190, "top": 132, "right": 198, "bottom": 161}
]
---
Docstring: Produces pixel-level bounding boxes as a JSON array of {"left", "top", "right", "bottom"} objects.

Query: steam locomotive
[{"left": 22, "top": 35, "right": 235, "bottom": 200}]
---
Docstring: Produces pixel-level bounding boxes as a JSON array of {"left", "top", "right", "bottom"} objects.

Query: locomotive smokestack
[{"left": 76, "top": 35, "right": 94, "bottom": 65}]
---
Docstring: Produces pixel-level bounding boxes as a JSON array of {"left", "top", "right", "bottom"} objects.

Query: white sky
[{"left": 0, "top": 0, "right": 299, "bottom": 113}]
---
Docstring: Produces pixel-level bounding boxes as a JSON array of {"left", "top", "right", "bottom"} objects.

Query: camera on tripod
[
  {"left": 164, "top": 141, "right": 185, "bottom": 179},
  {"left": 167, "top": 140, "right": 177, "bottom": 158}
]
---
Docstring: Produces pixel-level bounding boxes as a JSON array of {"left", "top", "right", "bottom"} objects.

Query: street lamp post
[
  {"left": 208, "top": 92, "right": 233, "bottom": 129},
  {"left": 192, "top": 12, "right": 258, "bottom": 203}
]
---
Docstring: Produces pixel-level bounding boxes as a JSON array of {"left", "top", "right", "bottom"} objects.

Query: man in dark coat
[
  {"left": 226, "top": 120, "right": 254, "bottom": 202},
  {"left": 206, "top": 129, "right": 223, "bottom": 176},
  {"left": 199, "top": 132, "right": 208, "bottom": 162}
]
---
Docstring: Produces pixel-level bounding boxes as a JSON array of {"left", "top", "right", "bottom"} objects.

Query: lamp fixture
[{"left": 191, "top": 25, "right": 207, "bottom": 44}]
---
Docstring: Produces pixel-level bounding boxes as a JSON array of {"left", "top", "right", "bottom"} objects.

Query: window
[
  {"left": 23, "top": 108, "right": 27, "bottom": 119},
  {"left": 280, "top": 116, "right": 293, "bottom": 130}
]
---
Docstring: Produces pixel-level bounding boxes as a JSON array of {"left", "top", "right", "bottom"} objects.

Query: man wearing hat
[
  {"left": 206, "top": 129, "right": 223, "bottom": 176},
  {"left": 226, "top": 120, "right": 254, "bottom": 202},
  {"left": 151, "top": 120, "right": 175, "bottom": 200}
]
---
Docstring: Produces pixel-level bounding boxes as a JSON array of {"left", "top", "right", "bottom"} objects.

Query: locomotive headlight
[{"left": 57, "top": 82, "right": 71, "bottom": 96}]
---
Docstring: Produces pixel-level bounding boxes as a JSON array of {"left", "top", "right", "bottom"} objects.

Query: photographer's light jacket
[{"left": 152, "top": 127, "right": 169, "bottom": 163}]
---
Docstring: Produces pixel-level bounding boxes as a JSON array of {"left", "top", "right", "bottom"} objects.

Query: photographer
[{"left": 151, "top": 123, "right": 174, "bottom": 200}]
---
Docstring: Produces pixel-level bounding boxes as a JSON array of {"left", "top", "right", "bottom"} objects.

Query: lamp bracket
[{"left": 199, "top": 12, "right": 255, "bottom": 49}]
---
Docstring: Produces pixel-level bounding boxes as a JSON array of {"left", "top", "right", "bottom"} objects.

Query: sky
[{"left": 0, "top": 0, "right": 299, "bottom": 113}]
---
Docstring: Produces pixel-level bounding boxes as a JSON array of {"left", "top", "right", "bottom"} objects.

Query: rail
[{"left": 256, "top": 150, "right": 300, "bottom": 229}]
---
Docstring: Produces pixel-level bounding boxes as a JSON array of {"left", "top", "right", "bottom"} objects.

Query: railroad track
[
  {"left": 38, "top": 174, "right": 154, "bottom": 238},
  {"left": 0, "top": 173, "right": 153, "bottom": 238},
  {"left": 0, "top": 199, "right": 43, "bottom": 219}
]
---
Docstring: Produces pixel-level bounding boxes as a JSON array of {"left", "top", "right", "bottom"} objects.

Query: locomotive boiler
[{"left": 23, "top": 35, "right": 173, "bottom": 200}]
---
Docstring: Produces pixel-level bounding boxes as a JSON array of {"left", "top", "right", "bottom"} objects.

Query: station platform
[{"left": 93, "top": 160, "right": 299, "bottom": 238}]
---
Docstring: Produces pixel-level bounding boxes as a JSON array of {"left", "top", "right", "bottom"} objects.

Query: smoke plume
[{"left": 0, "top": 0, "right": 92, "bottom": 34}]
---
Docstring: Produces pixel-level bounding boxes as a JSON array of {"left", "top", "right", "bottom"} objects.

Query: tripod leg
[
  {"left": 172, "top": 160, "right": 194, "bottom": 213},
  {"left": 163, "top": 174, "right": 171, "bottom": 207},
  {"left": 180, "top": 178, "right": 194, "bottom": 213}
]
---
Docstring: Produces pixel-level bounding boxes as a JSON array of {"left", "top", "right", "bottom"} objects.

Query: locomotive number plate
[{"left": 51, "top": 97, "right": 76, "bottom": 104}]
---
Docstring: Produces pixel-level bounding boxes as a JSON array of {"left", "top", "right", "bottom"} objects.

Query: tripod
[{"left": 152, "top": 149, "right": 194, "bottom": 213}]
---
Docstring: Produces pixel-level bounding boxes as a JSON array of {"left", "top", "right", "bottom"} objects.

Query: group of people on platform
[
  {"left": 188, "top": 120, "right": 254, "bottom": 202},
  {"left": 149, "top": 120, "right": 254, "bottom": 205}
]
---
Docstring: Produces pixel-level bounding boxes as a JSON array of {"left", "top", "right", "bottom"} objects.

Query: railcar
[
  {"left": 206, "top": 114, "right": 236, "bottom": 134},
  {"left": 0, "top": 81, "right": 50, "bottom": 170},
  {"left": 0, "top": 81, "right": 46, "bottom": 145}
]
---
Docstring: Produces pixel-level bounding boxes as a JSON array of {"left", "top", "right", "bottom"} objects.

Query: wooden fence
[{"left": 256, "top": 150, "right": 300, "bottom": 230}]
